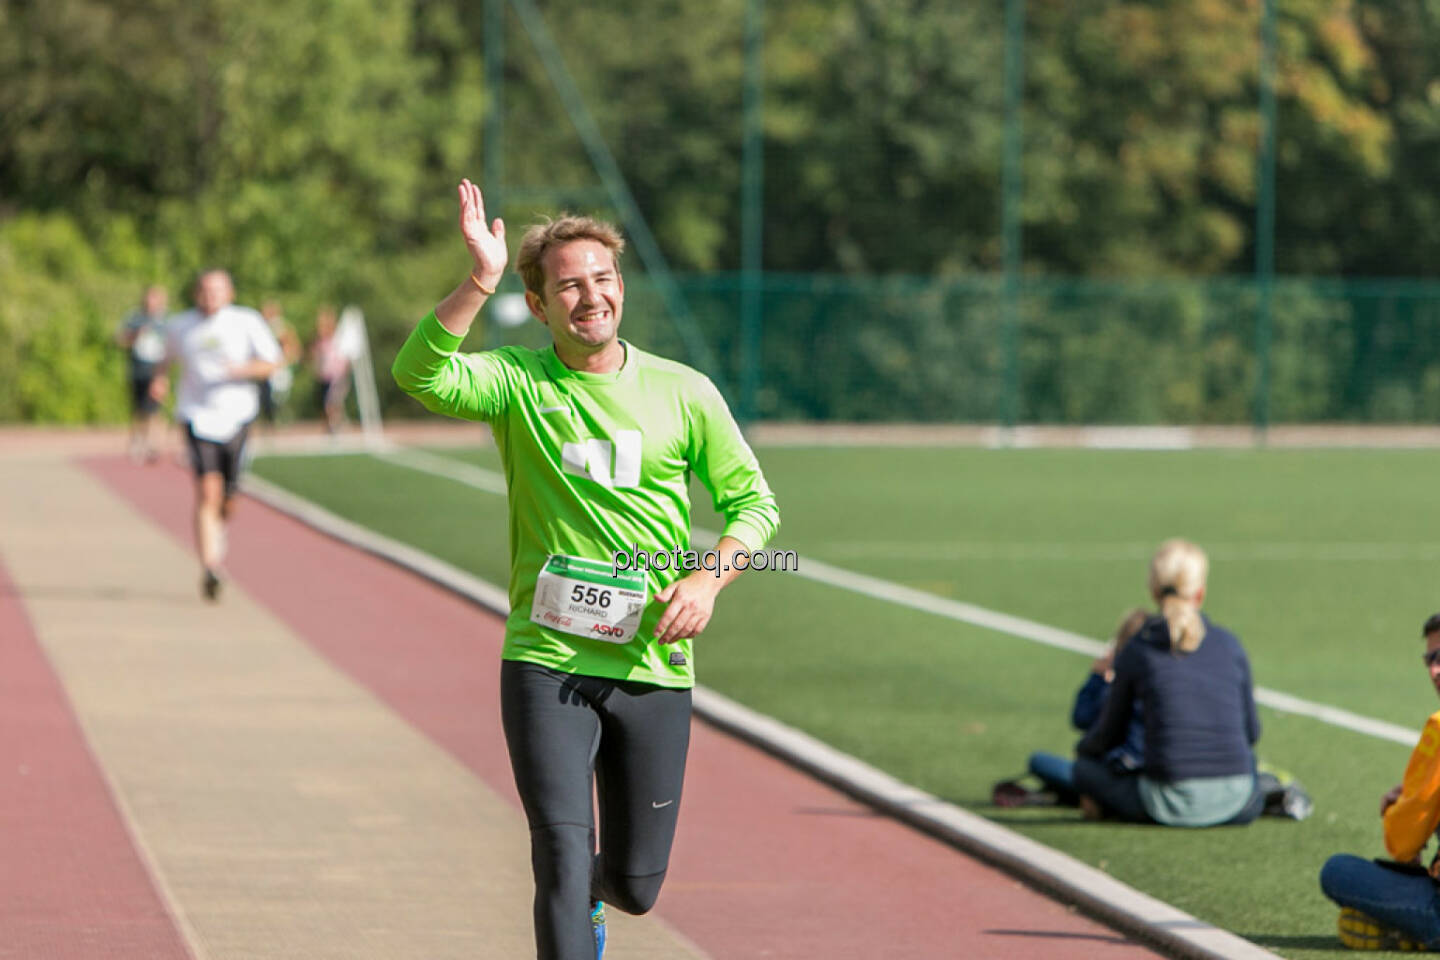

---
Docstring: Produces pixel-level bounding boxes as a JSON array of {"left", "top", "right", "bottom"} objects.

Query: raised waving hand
[{"left": 459, "top": 178, "right": 507, "bottom": 289}]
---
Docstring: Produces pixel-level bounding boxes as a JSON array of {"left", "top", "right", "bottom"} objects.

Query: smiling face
[{"left": 526, "top": 239, "right": 625, "bottom": 361}]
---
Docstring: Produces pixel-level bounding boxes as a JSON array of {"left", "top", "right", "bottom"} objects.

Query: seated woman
[
  {"left": 1074, "top": 539, "right": 1264, "bottom": 827},
  {"left": 1023, "top": 607, "right": 1150, "bottom": 805},
  {"left": 1319, "top": 613, "right": 1440, "bottom": 951}
]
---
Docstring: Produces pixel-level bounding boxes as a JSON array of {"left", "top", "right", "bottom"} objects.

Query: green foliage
[
  {"left": 5, "top": 0, "right": 1440, "bottom": 424},
  {"left": 642, "top": 274, "right": 1440, "bottom": 424},
  {"left": 763, "top": 0, "right": 1005, "bottom": 273},
  {"left": 0, "top": 214, "right": 144, "bottom": 422}
]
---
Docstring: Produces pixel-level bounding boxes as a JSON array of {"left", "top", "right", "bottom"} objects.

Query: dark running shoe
[
  {"left": 991, "top": 778, "right": 1058, "bottom": 808},
  {"left": 202, "top": 569, "right": 223, "bottom": 603},
  {"left": 1278, "top": 781, "right": 1314, "bottom": 821},
  {"left": 1258, "top": 769, "right": 1314, "bottom": 821}
]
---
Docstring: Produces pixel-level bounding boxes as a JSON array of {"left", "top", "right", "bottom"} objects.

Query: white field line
[
  {"left": 365, "top": 448, "right": 1421, "bottom": 751},
  {"left": 373, "top": 447, "right": 508, "bottom": 494},
  {"left": 784, "top": 553, "right": 1418, "bottom": 746},
  {"left": 812, "top": 541, "right": 1440, "bottom": 563},
  {"left": 247, "top": 454, "right": 1281, "bottom": 960}
]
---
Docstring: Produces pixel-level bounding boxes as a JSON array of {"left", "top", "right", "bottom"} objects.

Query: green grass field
[{"left": 252, "top": 443, "right": 1440, "bottom": 959}]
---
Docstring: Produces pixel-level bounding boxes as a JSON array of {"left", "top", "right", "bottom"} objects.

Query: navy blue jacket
[
  {"left": 1072, "top": 673, "right": 1145, "bottom": 772},
  {"left": 1076, "top": 614, "right": 1259, "bottom": 781}
]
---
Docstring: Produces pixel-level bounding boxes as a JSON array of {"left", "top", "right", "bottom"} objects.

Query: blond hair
[
  {"left": 515, "top": 214, "right": 626, "bottom": 299},
  {"left": 1112, "top": 607, "right": 1150, "bottom": 656},
  {"left": 1148, "top": 539, "right": 1209, "bottom": 653}
]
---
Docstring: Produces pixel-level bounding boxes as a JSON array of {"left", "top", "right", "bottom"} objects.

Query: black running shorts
[
  {"left": 184, "top": 421, "right": 250, "bottom": 497},
  {"left": 129, "top": 377, "right": 160, "bottom": 415}
]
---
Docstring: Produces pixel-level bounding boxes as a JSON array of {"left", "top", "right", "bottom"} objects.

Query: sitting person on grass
[
  {"left": 996, "top": 607, "right": 1150, "bottom": 807},
  {"left": 1319, "top": 612, "right": 1440, "bottom": 952},
  {"left": 1073, "top": 539, "right": 1264, "bottom": 827}
]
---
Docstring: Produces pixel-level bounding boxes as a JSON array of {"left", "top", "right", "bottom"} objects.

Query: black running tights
[{"left": 500, "top": 660, "right": 692, "bottom": 960}]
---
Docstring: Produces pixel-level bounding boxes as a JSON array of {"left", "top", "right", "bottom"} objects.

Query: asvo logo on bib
[{"left": 531, "top": 554, "right": 647, "bottom": 643}]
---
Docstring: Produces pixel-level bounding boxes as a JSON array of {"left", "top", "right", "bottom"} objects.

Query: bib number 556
[{"left": 571, "top": 585, "right": 611, "bottom": 608}]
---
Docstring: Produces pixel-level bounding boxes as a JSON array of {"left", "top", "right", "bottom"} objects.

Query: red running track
[
  {"left": 0, "top": 555, "right": 193, "bottom": 960},
  {"left": 86, "top": 456, "right": 1162, "bottom": 960}
]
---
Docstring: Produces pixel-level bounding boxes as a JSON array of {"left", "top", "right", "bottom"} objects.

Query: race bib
[
  {"left": 530, "top": 554, "right": 648, "bottom": 644},
  {"left": 133, "top": 326, "right": 166, "bottom": 364}
]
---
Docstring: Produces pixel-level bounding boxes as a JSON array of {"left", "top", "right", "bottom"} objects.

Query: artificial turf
[{"left": 253, "top": 444, "right": 1440, "bottom": 959}]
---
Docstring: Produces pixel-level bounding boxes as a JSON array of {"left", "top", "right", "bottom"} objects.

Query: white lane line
[{"left": 349, "top": 448, "right": 1422, "bottom": 747}]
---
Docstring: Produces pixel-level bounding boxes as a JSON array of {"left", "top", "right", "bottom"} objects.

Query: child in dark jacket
[{"left": 996, "top": 608, "right": 1149, "bottom": 807}]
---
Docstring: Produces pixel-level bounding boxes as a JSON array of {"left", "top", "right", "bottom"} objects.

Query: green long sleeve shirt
[{"left": 393, "top": 312, "right": 780, "bottom": 687}]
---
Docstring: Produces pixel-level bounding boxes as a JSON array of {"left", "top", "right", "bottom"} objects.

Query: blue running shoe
[{"left": 591, "top": 900, "right": 606, "bottom": 959}]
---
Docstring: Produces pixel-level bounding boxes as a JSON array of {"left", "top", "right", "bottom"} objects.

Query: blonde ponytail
[{"left": 1149, "top": 540, "right": 1209, "bottom": 654}]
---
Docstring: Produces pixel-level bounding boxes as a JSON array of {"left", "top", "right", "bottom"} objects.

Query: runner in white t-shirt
[{"left": 151, "top": 269, "right": 283, "bottom": 601}]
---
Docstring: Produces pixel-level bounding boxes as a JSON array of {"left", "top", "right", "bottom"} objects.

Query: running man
[
  {"left": 116, "top": 284, "right": 169, "bottom": 462},
  {"left": 393, "top": 180, "right": 780, "bottom": 960},
  {"left": 151, "top": 269, "right": 283, "bottom": 601}
]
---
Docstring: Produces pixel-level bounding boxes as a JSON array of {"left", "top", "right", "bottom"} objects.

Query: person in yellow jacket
[{"left": 1320, "top": 612, "right": 1440, "bottom": 950}]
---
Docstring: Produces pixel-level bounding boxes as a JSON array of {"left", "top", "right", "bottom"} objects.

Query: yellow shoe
[{"left": 1338, "top": 906, "right": 1426, "bottom": 951}]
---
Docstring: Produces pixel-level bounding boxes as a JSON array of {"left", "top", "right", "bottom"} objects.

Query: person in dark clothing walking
[
  {"left": 116, "top": 284, "right": 169, "bottom": 462},
  {"left": 1075, "top": 539, "right": 1263, "bottom": 827}
]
